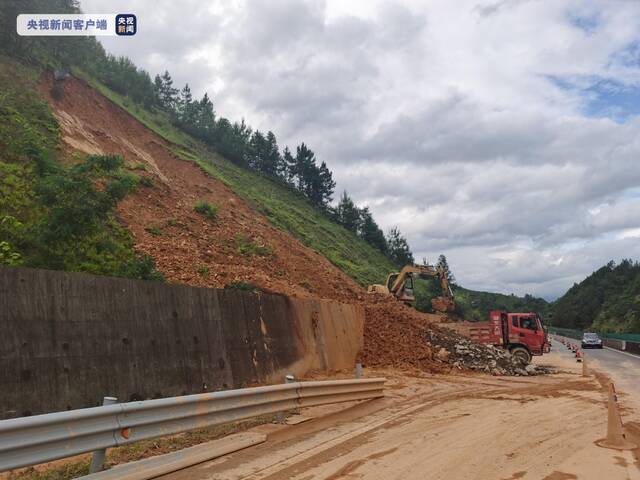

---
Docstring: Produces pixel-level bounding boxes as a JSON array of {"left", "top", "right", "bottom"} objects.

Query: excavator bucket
[{"left": 431, "top": 296, "right": 456, "bottom": 313}]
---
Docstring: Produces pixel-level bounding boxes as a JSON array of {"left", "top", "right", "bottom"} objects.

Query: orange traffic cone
[
  {"left": 575, "top": 349, "right": 582, "bottom": 362},
  {"left": 582, "top": 355, "right": 588, "bottom": 376},
  {"left": 596, "top": 382, "right": 638, "bottom": 450}
]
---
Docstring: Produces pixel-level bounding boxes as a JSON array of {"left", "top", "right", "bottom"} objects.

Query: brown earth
[
  {"left": 360, "top": 295, "right": 449, "bottom": 372},
  {"left": 163, "top": 352, "right": 640, "bottom": 480},
  {"left": 41, "top": 75, "right": 365, "bottom": 303}
]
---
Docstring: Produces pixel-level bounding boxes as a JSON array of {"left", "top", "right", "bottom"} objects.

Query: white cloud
[{"left": 79, "top": 0, "right": 640, "bottom": 298}]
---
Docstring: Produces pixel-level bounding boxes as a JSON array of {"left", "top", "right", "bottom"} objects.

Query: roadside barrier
[
  {"left": 596, "top": 382, "right": 638, "bottom": 450},
  {"left": 0, "top": 377, "right": 386, "bottom": 472},
  {"left": 548, "top": 328, "right": 640, "bottom": 356}
]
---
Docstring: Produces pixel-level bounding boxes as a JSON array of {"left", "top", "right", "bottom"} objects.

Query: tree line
[
  {"left": 0, "top": 0, "right": 416, "bottom": 267},
  {"left": 153, "top": 71, "right": 338, "bottom": 209},
  {"left": 333, "top": 191, "right": 414, "bottom": 265}
]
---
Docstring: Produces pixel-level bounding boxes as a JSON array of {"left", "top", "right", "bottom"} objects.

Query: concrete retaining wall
[{"left": 0, "top": 266, "right": 363, "bottom": 419}]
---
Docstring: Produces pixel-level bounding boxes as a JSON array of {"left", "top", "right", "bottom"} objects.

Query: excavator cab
[{"left": 386, "top": 273, "right": 414, "bottom": 303}]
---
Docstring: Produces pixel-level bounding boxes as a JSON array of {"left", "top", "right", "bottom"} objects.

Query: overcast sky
[{"left": 80, "top": 0, "right": 640, "bottom": 299}]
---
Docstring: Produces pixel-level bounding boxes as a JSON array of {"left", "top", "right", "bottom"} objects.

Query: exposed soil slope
[{"left": 42, "top": 75, "right": 364, "bottom": 302}]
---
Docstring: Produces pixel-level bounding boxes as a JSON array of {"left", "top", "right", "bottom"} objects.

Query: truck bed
[{"left": 442, "top": 321, "right": 497, "bottom": 344}]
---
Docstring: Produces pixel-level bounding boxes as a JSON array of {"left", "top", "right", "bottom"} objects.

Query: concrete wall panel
[{"left": 0, "top": 267, "right": 362, "bottom": 418}]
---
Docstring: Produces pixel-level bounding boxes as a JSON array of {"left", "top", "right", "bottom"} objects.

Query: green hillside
[
  {"left": 0, "top": 55, "right": 162, "bottom": 280},
  {"left": 0, "top": 56, "right": 393, "bottom": 287},
  {"left": 0, "top": 0, "right": 395, "bottom": 287},
  {"left": 549, "top": 259, "right": 640, "bottom": 333}
]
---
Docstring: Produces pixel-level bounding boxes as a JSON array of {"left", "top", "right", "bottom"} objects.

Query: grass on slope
[
  {"left": 0, "top": 55, "right": 162, "bottom": 279},
  {"left": 79, "top": 74, "right": 396, "bottom": 286},
  {"left": 189, "top": 149, "right": 395, "bottom": 286}
]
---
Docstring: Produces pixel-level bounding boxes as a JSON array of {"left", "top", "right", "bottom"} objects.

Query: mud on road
[{"left": 163, "top": 351, "right": 640, "bottom": 480}]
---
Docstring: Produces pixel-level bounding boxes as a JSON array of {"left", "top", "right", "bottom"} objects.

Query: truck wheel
[{"left": 510, "top": 347, "right": 531, "bottom": 364}]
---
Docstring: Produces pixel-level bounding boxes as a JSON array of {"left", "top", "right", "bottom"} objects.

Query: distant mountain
[{"left": 548, "top": 259, "right": 640, "bottom": 333}]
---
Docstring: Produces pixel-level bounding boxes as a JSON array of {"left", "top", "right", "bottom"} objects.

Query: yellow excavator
[{"left": 367, "top": 264, "right": 455, "bottom": 313}]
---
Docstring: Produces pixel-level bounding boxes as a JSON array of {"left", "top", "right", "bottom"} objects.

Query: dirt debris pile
[
  {"left": 360, "top": 296, "right": 446, "bottom": 373},
  {"left": 361, "top": 296, "right": 551, "bottom": 376},
  {"left": 426, "top": 329, "right": 551, "bottom": 376}
]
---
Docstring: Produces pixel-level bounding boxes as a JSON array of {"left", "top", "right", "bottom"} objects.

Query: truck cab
[{"left": 488, "top": 311, "right": 549, "bottom": 363}]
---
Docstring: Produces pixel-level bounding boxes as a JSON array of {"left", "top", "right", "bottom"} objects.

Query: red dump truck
[{"left": 453, "top": 311, "right": 550, "bottom": 364}]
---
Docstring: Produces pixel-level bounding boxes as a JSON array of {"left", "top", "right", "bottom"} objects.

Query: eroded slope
[{"left": 42, "top": 75, "right": 364, "bottom": 302}]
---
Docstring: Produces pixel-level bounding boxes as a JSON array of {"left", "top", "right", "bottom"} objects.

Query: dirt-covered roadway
[{"left": 162, "top": 349, "right": 640, "bottom": 480}]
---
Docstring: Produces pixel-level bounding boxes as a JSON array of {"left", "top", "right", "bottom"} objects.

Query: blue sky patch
[
  {"left": 568, "top": 11, "right": 601, "bottom": 35},
  {"left": 583, "top": 80, "right": 640, "bottom": 121},
  {"left": 547, "top": 75, "right": 640, "bottom": 122}
]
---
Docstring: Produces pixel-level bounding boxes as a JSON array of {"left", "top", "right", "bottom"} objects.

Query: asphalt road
[{"left": 552, "top": 336, "right": 640, "bottom": 411}]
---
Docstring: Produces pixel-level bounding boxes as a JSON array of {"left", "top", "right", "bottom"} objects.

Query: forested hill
[
  {"left": 548, "top": 259, "right": 640, "bottom": 333},
  {"left": 412, "top": 273, "right": 549, "bottom": 322},
  {"left": 453, "top": 287, "right": 549, "bottom": 322}
]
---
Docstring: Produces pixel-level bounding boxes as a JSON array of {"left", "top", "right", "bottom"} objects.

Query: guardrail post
[
  {"left": 355, "top": 363, "right": 362, "bottom": 379},
  {"left": 89, "top": 396, "right": 118, "bottom": 473},
  {"left": 276, "top": 375, "right": 295, "bottom": 423}
]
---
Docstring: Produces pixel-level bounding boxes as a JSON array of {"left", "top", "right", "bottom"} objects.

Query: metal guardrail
[{"left": 0, "top": 377, "right": 385, "bottom": 472}]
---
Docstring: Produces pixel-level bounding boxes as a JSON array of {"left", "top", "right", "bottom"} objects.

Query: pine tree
[
  {"left": 281, "top": 146, "right": 296, "bottom": 184},
  {"left": 248, "top": 130, "right": 267, "bottom": 171},
  {"left": 295, "top": 143, "right": 315, "bottom": 195},
  {"left": 196, "top": 93, "right": 215, "bottom": 136},
  {"left": 386, "top": 227, "right": 414, "bottom": 267},
  {"left": 178, "top": 84, "right": 193, "bottom": 123},
  {"left": 437, "top": 254, "right": 455, "bottom": 285},
  {"left": 317, "top": 161, "right": 336, "bottom": 208},
  {"left": 158, "top": 70, "right": 178, "bottom": 111},
  {"left": 263, "top": 131, "right": 281, "bottom": 177},
  {"left": 153, "top": 74, "right": 163, "bottom": 105},
  {"left": 336, "top": 191, "right": 361, "bottom": 233},
  {"left": 359, "top": 207, "right": 387, "bottom": 253}
]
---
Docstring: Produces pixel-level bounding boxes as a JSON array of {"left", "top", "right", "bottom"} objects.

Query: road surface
[
  {"left": 161, "top": 358, "right": 640, "bottom": 480},
  {"left": 552, "top": 335, "right": 640, "bottom": 413}
]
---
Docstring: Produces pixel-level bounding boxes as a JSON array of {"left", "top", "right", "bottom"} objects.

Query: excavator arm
[{"left": 369, "top": 264, "right": 455, "bottom": 312}]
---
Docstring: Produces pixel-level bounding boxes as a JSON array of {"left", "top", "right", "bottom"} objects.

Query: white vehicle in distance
[{"left": 581, "top": 332, "right": 603, "bottom": 349}]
